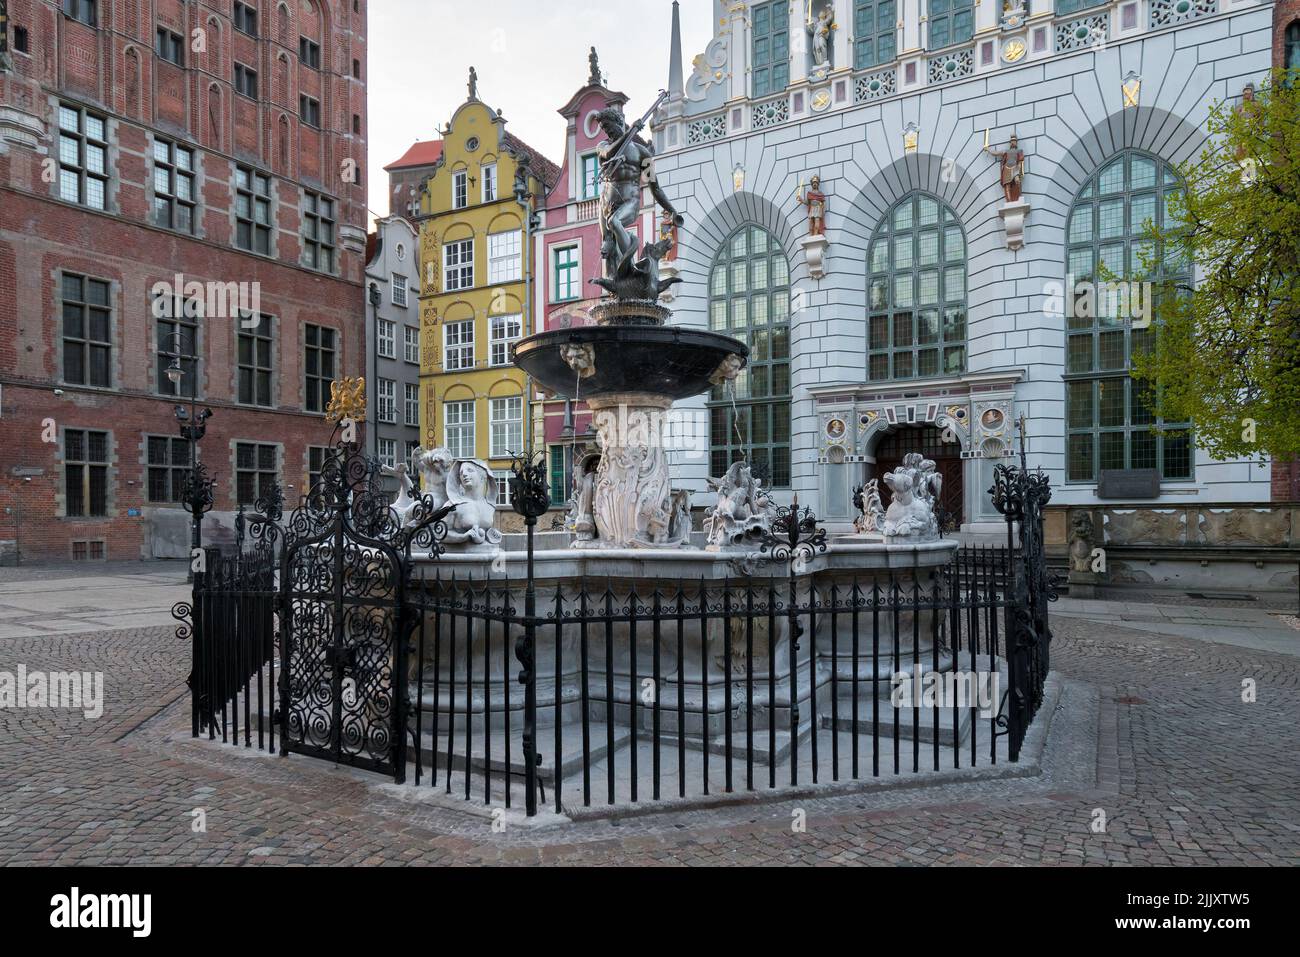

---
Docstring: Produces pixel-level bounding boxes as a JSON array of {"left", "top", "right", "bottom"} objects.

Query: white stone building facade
[{"left": 651, "top": 0, "right": 1277, "bottom": 540}]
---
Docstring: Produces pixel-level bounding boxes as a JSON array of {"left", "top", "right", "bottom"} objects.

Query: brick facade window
[
  {"left": 304, "top": 324, "right": 337, "bottom": 413},
  {"left": 62, "top": 0, "right": 96, "bottom": 27},
  {"left": 147, "top": 436, "right": 191, "bottom": 503},
  {"left": 152, "top": 138, "right": 196, "bottom": 233},
  {"left": 307, "top": 446, "right": 329, "bottom": 491},
  {"left": 57, "top": 103, "right": 108, "bottom": 210},
  {"left": 299, "top": 37, "right": 322, "bottom": 70},
  {"left": 61, "top": 272, "right": 112, "bottom": 387},
  {"left": 154, "top": 290, "right": 198, "bottom": 398},
  {"left": 233, "top": 2, "right": 258, "bottom": 36},
  {"left": 155, "top": 27, "right": 185, "bottom": 66},
  {"left": 237, "top": 314, "right": 274, "bottom": 407},
  {"left": 299, "top": 94, "right": 321, "bottom": 128},
  {"left": 234, "top": 62, "right": 259, "bottom": 98},
  {"left": 235, "top": 443, "right": 278, "bottom": 506},
  {"left": 235, "top": 165, "right": 272, "bottom": 254},
  {"left": 65, "top": 429, "right": 109, "bottom": 517},
  {"left": 303, "top": 191, "right": 336, "bottom": 271}
]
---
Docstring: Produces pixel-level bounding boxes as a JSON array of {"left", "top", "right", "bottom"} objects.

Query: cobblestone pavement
[{"left": 0, "top": 608, "right": 1297, "bottom": 865}]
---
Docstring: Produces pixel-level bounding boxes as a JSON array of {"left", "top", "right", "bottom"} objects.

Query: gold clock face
[
  {"left": 1002, "top": 39, "right": 1027, "bottom": 63},
  {"left": 811, "top": 89, "right": 831, "bottom": 111}
]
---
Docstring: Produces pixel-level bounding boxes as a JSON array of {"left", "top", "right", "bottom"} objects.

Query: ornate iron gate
[{"left": 275, "top": 443, "right": 448, "bottom": 782}]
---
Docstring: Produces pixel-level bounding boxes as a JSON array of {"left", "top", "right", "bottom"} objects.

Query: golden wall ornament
[{"left": 326, "top": 376, "right": 367, "bottom": 423}]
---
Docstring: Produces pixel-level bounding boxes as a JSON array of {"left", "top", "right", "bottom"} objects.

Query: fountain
[{"left": 406, "top": 91, "right": 966, "bottom": 793}]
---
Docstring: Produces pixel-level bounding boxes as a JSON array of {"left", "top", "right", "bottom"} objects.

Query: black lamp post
[{"left": 163, "top": 331, "right": 214, "bottom": 581}]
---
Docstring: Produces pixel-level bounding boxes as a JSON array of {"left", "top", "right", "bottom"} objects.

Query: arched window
[
  {"left": 1286, "top": 20, "right": 1300, "bottom": 73},
  {"left": 1064, "top": 151, "right": 1192, "bottom": 483},
  {"left": 708, "top": 225, "right": 791, "bottom": 487},
  {"left": 867, "top": 193, "right": 967, "bottom": 381}
]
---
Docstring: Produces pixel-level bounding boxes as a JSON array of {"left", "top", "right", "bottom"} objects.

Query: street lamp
[{"left": 161, "top": 330, "right": 214, "bottom": 581}]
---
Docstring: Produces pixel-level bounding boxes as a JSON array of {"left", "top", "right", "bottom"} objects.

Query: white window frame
[
  {"left": 489, "top": 395, "right": 523, "bottom": 459},
  {"left": 403, "top": 326, "right": 420, "bottom": 364},
  {"left": 492, "top": 470, "right": 511, "bottom": 507},
  {"left": 391, "top": 273, "right": 408, "bottom": 307},
  {"left": 444, "top": 400, "right": 476, "bottom": 459},
  {"left": 404, "top": 383, "right": 420, "bottom": 427},
  {"left": 444, "top": 238, "right": 474, "bottom": 291},
  {"left": 377, "top": 318, "right": 396, "bottom": 359},
  {"left": 378, "top": 437, "right": 397, "bottom": 471},
  {"left": 488, "top": 230, "right": 522, "bottom": 285},
  {"left": 489, "top": 314, "right": 523, "bottom": 367},
  {"left": 482, "top": 163, "right": 498, "bottom": 203},
  {"left": 444, "top": 320, "right": 475, "bottom": 371},
  {"left": 580, "top": 153, "right": 600, "bottom": 201},
  {"left": 452, "top": 169, "right": 468, "bottom": 209},
  {"left": 377, "top": 377, "right": 397, "bottom": 424}
]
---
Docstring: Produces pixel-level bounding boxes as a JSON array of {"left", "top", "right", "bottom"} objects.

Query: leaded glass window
[
  {"left": 708, "top": 225, "right": 791, "bottom": 488},
  {"left": 1064, "top": 151, "right": 1192, "bottom": 483},
  {"left": 751, "top": 1, "right": 789, "bottom": 98},
  {"left": 867, "top": 194, "right": 967, "bottom": 382},
  {"left": 854, "top": 0, "right": 897, "bottom": 70}
]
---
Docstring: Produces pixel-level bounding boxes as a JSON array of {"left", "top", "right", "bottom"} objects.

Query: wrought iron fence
[
  {"left": 174, "top": 435, "right": 1055, "bottom": 817},
  {"left": 406, "top": 546, "right": 1017, "bottom": 815}
]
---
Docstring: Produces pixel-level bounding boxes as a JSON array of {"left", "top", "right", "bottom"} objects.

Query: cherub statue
[{"left": 442, "top": 459, "right": 503, "bottom": 548}]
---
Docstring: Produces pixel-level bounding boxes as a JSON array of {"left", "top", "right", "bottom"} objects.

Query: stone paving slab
[
  {"left": 1053, "top": 597, "right": 1300, "bottom": 657},
  {"left": 0, "top": 571, "right": 190, "bottom": 640},
  {"left": 0, "top": 605, "right": 1297, "bottom": 865}
]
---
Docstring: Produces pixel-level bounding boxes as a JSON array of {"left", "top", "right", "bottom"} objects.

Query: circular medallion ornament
[
  {"left": 811, "top": 89, "right": 832, "bottom": 112},
  {"left": 1002, "top": 39, "right": 1026, "bottom": 63},
  {"left": 826, "top": 417, "right": 847, "bottom": 441},
  {"left": 981, "top": 408, "right": 1007, "bottom": 433}
]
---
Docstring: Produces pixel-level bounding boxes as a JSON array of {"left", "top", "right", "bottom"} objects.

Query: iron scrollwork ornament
[
  {"left": 758, "top": 499, "right": 828, "bottom": 573},
  {"left": 510, "top": 452, "right": 551, "bottom": 523}
]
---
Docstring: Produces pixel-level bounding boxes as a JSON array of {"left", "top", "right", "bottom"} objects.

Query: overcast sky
[{"left": 366, "top": 0, "right": 712, "bottom": 220}]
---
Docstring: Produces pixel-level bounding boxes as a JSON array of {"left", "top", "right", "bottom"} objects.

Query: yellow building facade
[{"left": 417, "top": 86, "right": 557, "bottom": 506}]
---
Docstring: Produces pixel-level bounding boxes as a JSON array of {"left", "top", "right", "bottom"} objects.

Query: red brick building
[
  {"left": 0, "top": 0, "right": 369, "bottom": 563},
  {"left": 383, "top": 138, "right": 441, "bottom": 220}
]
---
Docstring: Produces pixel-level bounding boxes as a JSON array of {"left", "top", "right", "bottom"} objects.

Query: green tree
[{"left": 1135, "top": 69, "right": 1300, "bottom": 461}]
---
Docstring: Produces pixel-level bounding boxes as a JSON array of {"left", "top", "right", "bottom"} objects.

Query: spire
[{"left": 668, "top": 0, "right": 684, "bottom": 100}]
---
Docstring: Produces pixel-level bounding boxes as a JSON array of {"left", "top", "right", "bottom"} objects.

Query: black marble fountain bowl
[{"left": 513, "top": 326, "right": 749, "bottom": 401}]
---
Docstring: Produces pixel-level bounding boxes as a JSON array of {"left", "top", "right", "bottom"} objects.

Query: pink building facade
[{"left": 534, "top": 65, "right": 659, "bottom": 508}]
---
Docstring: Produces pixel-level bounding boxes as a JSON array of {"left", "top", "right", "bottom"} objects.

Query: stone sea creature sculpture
[
  {"left": 442, "top": 459, "right": 503, "bottom": 548},
  {"left": 704, "top": 460, "right": 776, "bottom": 548},
  {"left": 412, "top": 447, "right": 454, "bottom": 512},
  {"left": 879, "top": 452, "right": 942, "bottom": 541},
  {"left": 853, "top": 479, "right": 885, "bottom": 534}
]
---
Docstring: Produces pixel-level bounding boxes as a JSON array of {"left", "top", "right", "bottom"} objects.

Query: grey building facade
[
  {"left": 365, "top": 215, "right": 423, "bottom": 497},
  {"left": 646, "top": 0, "right": 1295, "bottom": 588}
]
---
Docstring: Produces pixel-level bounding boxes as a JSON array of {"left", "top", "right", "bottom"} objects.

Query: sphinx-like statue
[
  {"left": 704, "top": 461, "right": 776, "bottom": 549},
  {"left": 441, "top": 459, "right": 503, "bottom": 549},
  {"left": 875, "top": 453, "right": 943, "bottom": 541}
]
